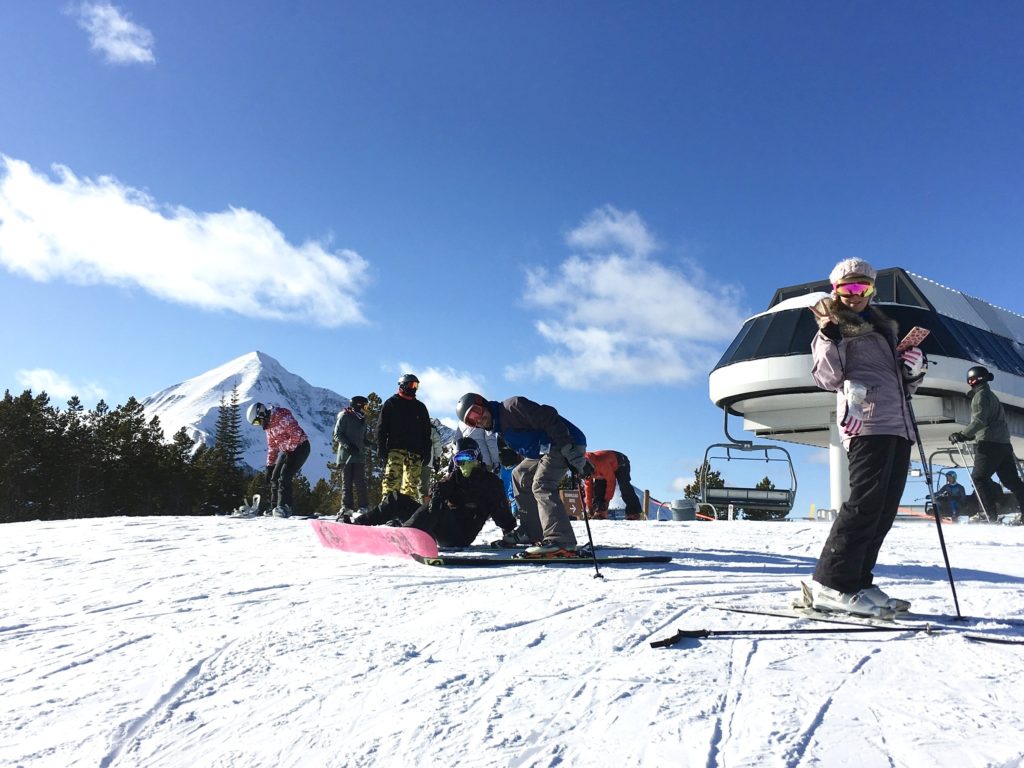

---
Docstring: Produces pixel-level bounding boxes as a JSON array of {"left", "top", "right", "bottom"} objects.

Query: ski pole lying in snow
[{"left": 650, "top": 624, "right": 938, "bottom": 648}]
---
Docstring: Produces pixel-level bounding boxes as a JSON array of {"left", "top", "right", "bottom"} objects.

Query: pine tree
[
  {"left": 683, "top": 461, "right": 727, "bottom": 519},
  {"left": 743, "top": 476, "right": 786, "bottom": 521}
]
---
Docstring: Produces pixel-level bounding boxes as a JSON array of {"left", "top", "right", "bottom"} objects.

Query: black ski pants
[
  {"left": 971, "top": 441, "right": 1024, "bottom": 521},
  {"left": 814, "top": 435, "right": 912, "bottom": 594},
  {"left": 269, "top": 440, "right": 310, "bottom": 509}
]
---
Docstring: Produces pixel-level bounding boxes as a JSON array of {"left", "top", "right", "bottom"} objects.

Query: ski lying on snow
[
  {"left": 708, "top": 605, "right": 1024, "bottom": 645},
  {"left": 411, "top": 553, "right": 671, "bottom": 567}
]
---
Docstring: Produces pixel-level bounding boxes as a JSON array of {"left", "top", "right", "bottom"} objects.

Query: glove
[
  {"left": 840, "top": 380, "right": 867, "bottom": 437},
  {"left": 560, "top": 443, "right": 587, "bottom": 473},
  {"left": 810, "top": 299, "right": 841, "bottom": 340},
  {"left": 900, "top": 347, "right": 927, "bottom": 379},
  {"left": 949, "top": 432, "right": 966, "bottom": 443},
  {"left": 498, "top": 443, "right": 522, "bottom": 469}
]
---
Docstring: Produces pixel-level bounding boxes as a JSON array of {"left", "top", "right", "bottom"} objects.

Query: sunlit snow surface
[{"left": 2, "top": 516, "right": 1023, "bottom": 767}]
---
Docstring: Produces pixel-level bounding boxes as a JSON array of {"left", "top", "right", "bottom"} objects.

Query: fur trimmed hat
[{"left": 829, "top": 258, "right": 877, "bottom": 285}]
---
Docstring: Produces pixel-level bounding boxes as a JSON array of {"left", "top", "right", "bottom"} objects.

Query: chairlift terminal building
[{"left": 709, "top": 268, "right": 1024, "bottom": 511}]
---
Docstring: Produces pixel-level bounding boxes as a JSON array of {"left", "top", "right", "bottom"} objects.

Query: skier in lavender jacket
[{"left": 805, "top": 258, "right": 927, "bottom": 617}]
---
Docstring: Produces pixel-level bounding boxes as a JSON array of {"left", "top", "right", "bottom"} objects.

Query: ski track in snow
[{"left": 2, "top": 516, "right": 1024, "bottom": 767}]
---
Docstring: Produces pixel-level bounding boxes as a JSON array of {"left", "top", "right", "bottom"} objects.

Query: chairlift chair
[{"left": 698, "top": 411, "right": 798, "bottom": 521}]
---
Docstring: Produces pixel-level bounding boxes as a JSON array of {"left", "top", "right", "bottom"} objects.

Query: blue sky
[{"left": 1, "top": 2, "right": 1023, "bottom": 512}]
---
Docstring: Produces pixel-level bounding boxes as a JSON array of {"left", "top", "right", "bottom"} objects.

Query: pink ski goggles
[
  {"left": 834, "top": 281, "right": 875, "bottom": 298},
  {"left": 463, "top": 404, "right": 487, "bottom": 427}
]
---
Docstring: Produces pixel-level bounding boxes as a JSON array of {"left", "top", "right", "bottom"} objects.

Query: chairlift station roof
[{"left": 709, "top": 268, "right": 1024, "bottom": 465}]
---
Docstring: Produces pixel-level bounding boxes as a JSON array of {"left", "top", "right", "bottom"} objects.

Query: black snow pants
[{"left": 813, "top": 435, "right": 912, "bottom": 594}]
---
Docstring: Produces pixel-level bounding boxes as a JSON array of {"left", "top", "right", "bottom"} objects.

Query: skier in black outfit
[{"left": 353, "top": 438, "right": 517, "bottom": 547}]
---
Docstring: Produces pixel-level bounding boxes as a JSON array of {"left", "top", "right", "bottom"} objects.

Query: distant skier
[
  {"left": 931, "top": 471, "right": 967, "bottom": 519},
  {"left": 456, "top": 392, "right": 590, "bottom": 558},
  {"left": 247, "top": 402, "right": 310, "bottom": 518},
  {"left": 803, "top": 258, "right": 927, "bottom": 617},
  {"left": 352, "top": 437, "right": 517, "bottom": 547},
  {"left": 949, "top": 365, "right": 1024, "bottom": 522},
  {"left": 332, "top": 396, "right": 369, "bottom": 521},
  {"left": 583, "top": 450, "right": 644, "bottom": 520},
  {"left": 376, "top": 374, "right": 432, "bottom": 499}
]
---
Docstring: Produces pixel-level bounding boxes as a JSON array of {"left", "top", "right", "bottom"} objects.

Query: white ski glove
[
  {"left": 840, "top": 380, "right": 867, "bottom": 437},
  {"left": 900, "top": 347, "right": 927, "bottom": 380}
]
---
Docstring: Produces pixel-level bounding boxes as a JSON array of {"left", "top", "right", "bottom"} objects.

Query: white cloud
[
  {"left": 73, "top": 2, "right": 155, "bottom": 65},
  {"left": 0, "top": 156, "right": 370, "bottom": 327},
  {"left": 16, "top": 368, "right": 107, "bottom": 403},
  {"left": 509, "top": 206, "right": 749, "bottom": 389},
  {"left": 395, "top": 363, "right": 487, "bottom": 429},
  {"left": 565, "top": 205, "right": 657, "bottom": 258}
]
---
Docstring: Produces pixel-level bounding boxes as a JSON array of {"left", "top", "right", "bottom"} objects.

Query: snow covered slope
[{"left": 2, "top": 516, "right": 1023, "bottom": 767}]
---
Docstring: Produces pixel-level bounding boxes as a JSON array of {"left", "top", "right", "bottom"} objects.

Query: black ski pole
[
  {"left": 906, "top": 396, "right": 963, "bottom": 619},
  {"left": 572, "top": 469, "right": 603, "bottom": 579},
  {"left": 651, "top": 624, "right": 935, "bottom": 648},
  {"left": 952, "top": 440, "right": 992, "bottom": 521}
]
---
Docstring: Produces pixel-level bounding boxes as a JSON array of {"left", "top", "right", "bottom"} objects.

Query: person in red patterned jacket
[
  {"left": 583, "top": 450, "right": 644, "bottom": 521},
  {"left": 247, "top": 402, "right": 311, "bottom": 518}
]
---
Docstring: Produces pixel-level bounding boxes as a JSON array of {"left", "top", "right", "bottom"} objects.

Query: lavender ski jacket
[{"left": 810, "top": 298, "right": 921, "bottom": 450}]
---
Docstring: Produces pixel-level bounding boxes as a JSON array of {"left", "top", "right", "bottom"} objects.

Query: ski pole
[
  {"left": 650, "top": 624, "right": 936, "bottom": 648},
  {"left": 906, "top": 396, "right": 962, "bottom": 619},
  {"left": 572, "top": 469, "right": 603, "bottom": 580},
  {"left": 952, "top": 440, "right": 993, "bottom": 521}
]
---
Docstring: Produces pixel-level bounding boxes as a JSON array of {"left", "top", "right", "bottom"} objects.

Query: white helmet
[{"left": 246, "top": 402, "right": 270, "bottom": 426}]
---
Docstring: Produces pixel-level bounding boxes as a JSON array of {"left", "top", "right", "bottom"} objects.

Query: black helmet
[
  {"left": 456, "top": 393, "right": 488, "bottom": 426},
  {"left": 350, "top": 396, "right": 368, "bottom": 411},
  {"left": 947, "top": 471, "right": 957, "bottom": 482},
  {"left": 966, "top": 365, "right": 993, "bottom": 386},
  {"left": 398, "top": 374, "right": 419, "bottom": 396}
]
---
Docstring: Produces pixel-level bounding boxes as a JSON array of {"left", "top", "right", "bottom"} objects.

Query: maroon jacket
[{"left": 264, "top": 406, "right": 308, "bottom": 466}]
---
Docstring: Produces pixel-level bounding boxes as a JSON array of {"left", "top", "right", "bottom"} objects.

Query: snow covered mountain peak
[{"left": 141, "top": 351, "right": 348, "bottom": 483}]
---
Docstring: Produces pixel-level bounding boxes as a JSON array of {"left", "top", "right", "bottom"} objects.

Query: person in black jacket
[
  {"left": 376, "top": 374, "right": 432, "bottom": 499},
  {"left": 353, "top": 438, "right": 516, "bottom": 547},
  {"left": 332, "top": 395, "right": 369, "bottom": 521}
]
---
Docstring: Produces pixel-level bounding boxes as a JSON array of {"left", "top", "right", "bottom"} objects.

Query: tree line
[{"left": 0, "top": 388, "right": 432, "bottom": 525}]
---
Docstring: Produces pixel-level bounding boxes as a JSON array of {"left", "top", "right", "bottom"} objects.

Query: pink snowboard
[{"left": 310, "top": 519, "right": 439, "bottom": 560}]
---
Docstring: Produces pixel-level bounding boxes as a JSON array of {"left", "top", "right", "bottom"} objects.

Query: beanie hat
[
  {"left": 829, "top": 258, "right": 877, "bottom": 285},
  {"left": 455, "top": 436, "right": 479, "bottom": 453}
]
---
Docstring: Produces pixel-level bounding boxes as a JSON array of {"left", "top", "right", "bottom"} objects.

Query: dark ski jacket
[
  {"left": 483, "top": 396, "right": 586, "bottom": 460},
  {"left": 333, "top": 406, "right": 367, "bottom": 465},
  {"left": 961, "top": 382, "right": 1011, "bottom": 444},
  {"left": 376, "top": 393, "right": 431, "bottom": 459},
  {"left": 409, "top": 466, "right": 516, "bottom": 547}
]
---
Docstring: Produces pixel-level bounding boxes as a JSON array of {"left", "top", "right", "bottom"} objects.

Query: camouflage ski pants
[{"left": 382, "top": 448, "right": 423, "bottom": 500}]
